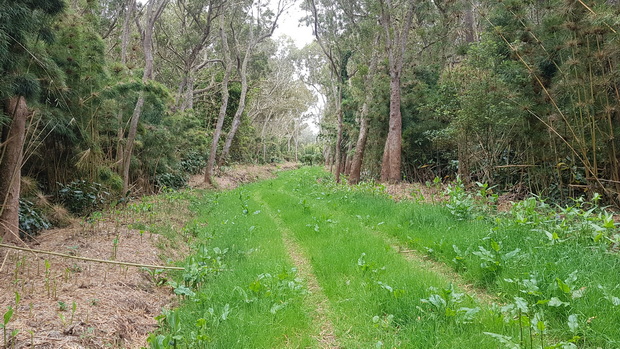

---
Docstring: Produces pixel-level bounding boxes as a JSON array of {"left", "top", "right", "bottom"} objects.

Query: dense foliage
[
  {"left": 0, "top": 0, "right": 316, "bottom": 233},
  {"left": 3, "top": 0, "right": 620, "bottom": 235},
  {"left": 312, "top": 0, "right": 620, "bottom": 205}
]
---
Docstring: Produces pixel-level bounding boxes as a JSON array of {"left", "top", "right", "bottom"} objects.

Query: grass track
[{"left": 151, "top": 167, "right": 620, "bottom": 348}]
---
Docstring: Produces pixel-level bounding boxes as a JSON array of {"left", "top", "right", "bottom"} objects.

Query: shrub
[
  {"left": 180, "top": 152, "right": 206, "bottom": 175},
  {"left": 19, "top": 199, "right": 50, "bottom": 239},
  {"left": 155, "top": 171, "right": 188, "bottom": 190},
  {"left": 57, "top": 180, "right": 109, "bottom": 216}
]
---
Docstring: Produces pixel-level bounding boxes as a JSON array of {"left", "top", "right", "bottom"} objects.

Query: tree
[
  {"left": 349, "top": 33, "right": 381, "bottom": 185},
  {"left": 155, "top": 0, "right": 225, "bottom": 112},
  {"left": 307, "top": 0, "right": 353, "bottom": 182},
  {"left": 0, "top": 0, "right": 66, "bottom": 244},
  {"left": 378, "top": 0, "right": 414, "bottom": 183},
  {"left": 121, "top": 0, "right": 168, "bottom": 193},
  {"left": 204, "top": 12, "right": 233, "bottom": 185},
  {"left": 218, "top": 0, "right": 291, "bottom": 165}
]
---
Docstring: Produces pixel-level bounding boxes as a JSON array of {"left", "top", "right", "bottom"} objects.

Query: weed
[
  {"left": 420, "top": 284, "right": 480, "bottom": 324},
  {"left": 444, "top": 176, "right": 475, "bottom": 220},
  {"left": 472, "top": 238, "right": 521, "bottom": 282},
  {"left": 1, "top": 306, "right": 17, "bottom": 348}
]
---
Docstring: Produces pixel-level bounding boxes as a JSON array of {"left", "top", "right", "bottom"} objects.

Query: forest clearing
[{"left": 4, "top": 166, "right": 619, "bottom": 348}]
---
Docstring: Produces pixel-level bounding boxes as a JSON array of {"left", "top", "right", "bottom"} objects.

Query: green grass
[
  {"left": 148, "top": 167, "right": 620, "bottom": 348},
  {"left": 149, "top": 188, "right": 316, "bottom": 348}
]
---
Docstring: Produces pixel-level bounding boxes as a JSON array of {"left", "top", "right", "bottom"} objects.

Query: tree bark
[
  {"left": 0, "top": 97, "right": 29, "bottom": 244},
  {"left": 333, "top": 91, "right": 344, "bottom": 182},
  {"left": 349, "top": 35, "right": 381, "bottom": 185},
  {"left": 218, "top": 2, "right": 286, "bottom": 165},
  {"left": 379, "top": 0, "right": 414, "bottom": 183},
  {"left": 219, "top": 50, "right": 249, "bottom": 166},
  {"left": 116, "top": 0, "right": 135, "bottom": 172},
  {"left": 122, "top": 0, "right": 168, "bottom": 193},
  {"left": 381, "top": 72, "right": 403, "bottom": 182},
  {"left": 204, "top": 14, "right": 233, "bottom": 184},
  {"left": 463, "top": 1, "right": 475, "bottom": 44}
]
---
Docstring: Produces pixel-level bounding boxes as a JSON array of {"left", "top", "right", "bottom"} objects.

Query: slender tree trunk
[
  {"left": 324, "top": 146, "right": 331, "bottom": 167},
  {"left": 205, "top": 15, "right": 232, "bottom": 184},
  {"left": 0, "top": 97, "right": 29, "bottom": 244},
  {"left": 349, "top": 36, "right": 380, "bottom": 185},
  {"left": 116, "top": 0, "right": 135, "bottom": 172},
  {"left": 342, "top": 142, "right": 353, "bottom": 175},
  {"left": 294, "top": 123, "right": 299, "bottom": 162},
  {"left": 122, "top": 0, "right": 167, "bottom": 193},
  {"left": 457, "top": 130, "right": 470, "bottom": 182},
  {"left": 463, "top": 2, "right": 475, "bottom": 44},
  {"left": 218, "top": 2, "right": 285, "bottom": 165},
  {"left": 219, "top": 52, "right": 249, "bottom": 166},
  {"left": 381, "top": 72, "right": 403, "bottom": 183},
  {"left": 333, "top": 86, "right": 343, "bottom": 182},
  {"left": 120, "top": 0, "right": 134, "bottom": 64},
  {"left": 260, "top": 112, "right": 273, "bottom": 163}
]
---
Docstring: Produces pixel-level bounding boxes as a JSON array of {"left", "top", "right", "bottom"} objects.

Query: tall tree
[
  {"left": 204, "top": 13, "right": 233, "bottom": 185},
  {"left": 156, "top": 0, "right": 225, "bottom": 112},
  {"left": 349, "top": 33, "right": 381, "bottom": 185},
  {"left": 378, "top": 0, "right": 414, "bottom": 183},
  {"left": 218, "top": 0, "right": 290, "bottom": 165},
  {"left": 0, "top": 0, "right": 66, "bottom": 244},
  {"left": 121, "top": 0, "right": 168, "bottom": 193},
  {"left": 307, "top": 0, "right": 352, "bottom": 182}
]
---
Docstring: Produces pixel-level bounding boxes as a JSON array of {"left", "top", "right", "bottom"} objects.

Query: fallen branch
[{"left": 0, "top": 243, "right": 184, "bottom": 270}]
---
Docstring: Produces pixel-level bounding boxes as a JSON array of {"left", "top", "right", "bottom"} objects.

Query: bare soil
[
  {"left": 0, "top": 163, "right": 298, "bottom": 348},
  {"left": 189, "top": 162, "right": 299, "bottom": 190},
  {"left": 0, "top": 223, "right": 177, "bottom": 348}
]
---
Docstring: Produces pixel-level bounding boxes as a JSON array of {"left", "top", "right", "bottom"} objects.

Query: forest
[
  {"left": 2, "top": 0, "right": 620, "bottom": 347},
  {"left": 1, "top": 0, "right": 620, "bottom": 241}
]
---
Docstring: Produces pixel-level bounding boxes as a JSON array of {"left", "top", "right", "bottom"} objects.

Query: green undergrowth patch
[
  {"left": 300, "top": 168, "right": 620, "bottom": 348},
  {"left": 259, "top": 170, "right": 507, "bottom": 348}
]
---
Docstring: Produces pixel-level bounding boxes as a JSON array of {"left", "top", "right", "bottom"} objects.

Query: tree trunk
[
  {"left": 349, "top": 35, "right": 380, "bottom": 185},
  {"left": 121, "top": 0, "right": 167, "bottom": 193},
  {"left": 204, "top": 15, "right": 232, "bottom": 184},
  {"left": 380, "top": 72, "right": 403, "bottom": 183},
  {"left": 463, "top": 2, "right": 475, "bottom": 44},
  {"left": 333, "top": 96, "right": 344, "bottom": 182},
  {"left": 116, "top": 0, "right": 134, "bottom": 172},
  {"left": 0, "top": 97, "right": 29, "bottom": 244},
  {"left": 379, "top": 0, "right": 414, "bottom": 184},
  {"left": 260, "top": 112, "right": 273, "bottom": 163},
  {"left": 457, "top": 129, "right": 470, "bottom": 182},
  {"left": 219, "top": 51, "right": 249, "bottom": 166}
]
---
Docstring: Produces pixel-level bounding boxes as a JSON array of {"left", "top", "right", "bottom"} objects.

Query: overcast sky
[{"left": 272, "top": 0, "right": 314, "bottom": 48}]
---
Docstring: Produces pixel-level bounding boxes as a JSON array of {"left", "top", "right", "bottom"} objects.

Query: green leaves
[
  {"left": 472, "top": 238, "right": 521, "bottom": 278},
  {"left": 420, "top": 285, "right": 480, "bottom": 324}
]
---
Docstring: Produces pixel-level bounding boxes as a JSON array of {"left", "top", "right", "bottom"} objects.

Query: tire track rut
[{"left": 255, "top": 192, "right": 340, "bottom": 349}]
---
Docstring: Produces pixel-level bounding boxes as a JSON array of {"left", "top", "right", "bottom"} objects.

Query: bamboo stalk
[{"left": 0, "top": 243, "right": 184, "bottom": 270}]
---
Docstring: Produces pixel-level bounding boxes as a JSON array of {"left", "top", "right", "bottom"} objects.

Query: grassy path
[
  {"left": 150, "top": 167, "right": 620, "bottom": 348},
  {"left": 255, "top": 191, "right": 340, "bottom": 348}
]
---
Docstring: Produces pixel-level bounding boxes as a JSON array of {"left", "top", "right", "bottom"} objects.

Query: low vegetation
[{"left": 149, "top": 167, "right": 620, "bottom": 348}]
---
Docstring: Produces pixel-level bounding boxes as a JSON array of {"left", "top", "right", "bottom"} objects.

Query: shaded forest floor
[{"left": 0, "top": 163, "right": 298, "bottom": 348}]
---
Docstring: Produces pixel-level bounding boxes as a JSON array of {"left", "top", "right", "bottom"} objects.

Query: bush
[
  {"left": 57, "top": 180, "right": 109, "bottom": 216},
  {"left": 180, "top": 152, "right": 206, "bottom": 175},
  {"left": 300, "top": 145, "right": 323, "bottom": 166},
  {"left": 155, "top": 171, "right": 188, "bottom": 191},
  {"left": 19, "top": 199, "right": 50, "bottom": 239}
]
